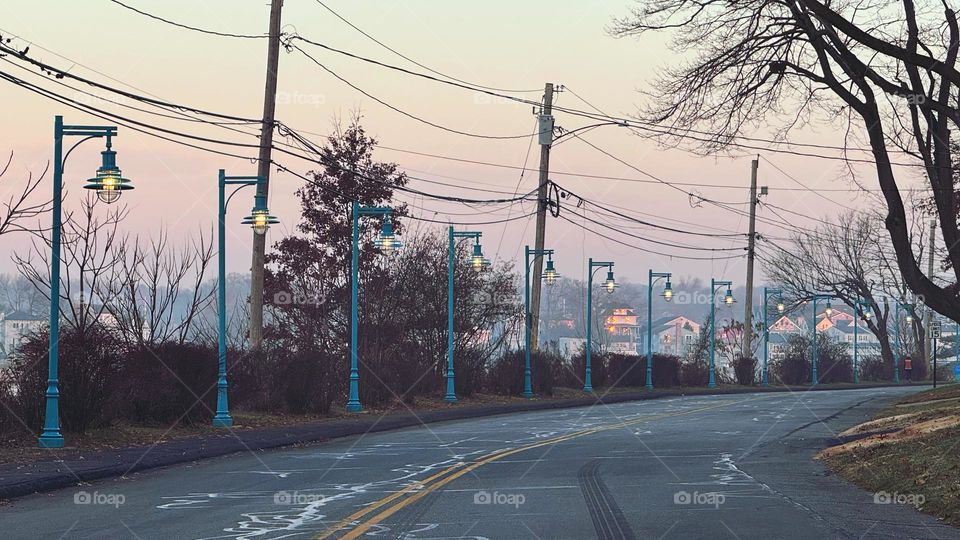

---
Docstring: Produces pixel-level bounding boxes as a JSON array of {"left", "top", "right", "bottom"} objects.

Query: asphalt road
[{"left": 1, "top": 387, "right": 956, "bottom": 539}]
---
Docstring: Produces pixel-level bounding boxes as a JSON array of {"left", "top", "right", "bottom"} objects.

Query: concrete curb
[{"left": 0, "top": 382, "right": 928, "bottom": 500}]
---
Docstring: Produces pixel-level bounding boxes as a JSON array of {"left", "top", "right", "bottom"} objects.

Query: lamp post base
[
  {"left": 522, "top": 392, "right": 534, "bottom": 399},
  {"left": 444, "top": 395, "right": 458, "bottom": 403},
  {"left": 582, "top": 385, "right": 593, "bottom": 393},
  {"left": 212, "top": 415, "right": 233, "bottom": 428},
  {"left": 38, "top": 433, "right": 64, "bottom": 448},
  {"left": 345, "top": 401, "right": 363, "bottom": 413}
]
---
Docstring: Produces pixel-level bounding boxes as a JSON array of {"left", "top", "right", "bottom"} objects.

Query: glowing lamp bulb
[
  {"left": 603, "top": 270, "right": 616, "bottom": 294},
  {"left": 724, "top": 288, "right": 734, "bottom": 305}
]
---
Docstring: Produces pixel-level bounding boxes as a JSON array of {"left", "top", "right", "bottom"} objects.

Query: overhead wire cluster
[{"left": 0, "top": 1, "right": 903, "bottom": 263}]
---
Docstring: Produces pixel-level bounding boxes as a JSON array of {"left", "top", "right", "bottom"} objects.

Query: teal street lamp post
[
  {"left": 585, "top": 259, "right": 617, "bottom": 393},
  {"left": 810, "top": 294, "right": 834, "bottom": 385},
  {"left": 524, "top": 246, "right": 558, "bottom": 398},
  {"left": 40, "top": 116, "right": 134, "bottom": 449},
  {"left": 348, "top": 202, "right": 401, "bottom": 412},
  {"left": 894, "top": 300, "right": 914, "bottom": 384},
  {"left": 446, "top": 227, "right": 489, "bottom": 403},
  {"left": 761, "top": 287, "right": 784, "bottom": 387},
  {"left": 708, "top": 279, "right": 735, "bottom": 389},
  {"left": 852, "top": 298, "right": 873, "bottom": 385},
  {"left": 646, "top": 270, "right": 673, "bottom": 390},
  {"left": 214, "top": 170, "right": 277, "bottom": 428}
]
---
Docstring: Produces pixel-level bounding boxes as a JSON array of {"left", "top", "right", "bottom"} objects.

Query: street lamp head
[
  {"left": 543, "top": 258, "right": 559, "bottom": 286},
  {"left": 777, "top": 301, "right": 785, "bottom": 313},
  {"left": 84, "top": 147, "right": 132, "bottom": 204},
  {"left": 906, "top": 313, "right": 914, "bottom": 323},
  {"left": 375, "top": 219, "right": 401, "bottom": 255},
  {"left": 603, "top": 270, "right": 617, "bottom": 294},
  {"left": 470, "top": 242, "right": 490, "bottom": 272},
  {"left": 242, "top": 205, "right": 279, "bottom": 235},
  {"left": 824, "top": 299, "right": 833, "bottom": 317},
  {"left": 863, "top": 310, "right": 872, "bottom": 321},
  {"left": 723, "top": 287, "right": 735, "bottom": 305},
  {"left": 662, "top": 280, "right": 673, "bottom": 302}
]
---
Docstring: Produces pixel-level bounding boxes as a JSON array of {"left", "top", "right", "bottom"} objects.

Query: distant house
[
  {"left": 1, "top": 310, "right": 46, "bottom": 365},
  {"left": 767, "top": 314, "right": 805, "bottom": 361},
  {"left": 766, "top": 311, "right": 879, "bottom": 360},
  {"left": 638, "top": 315, "right": 701, "bottom": 356},
  {"left": 769, "top": 315, "right": 806, "bottom": 334},
  {"left": 820, "top": 316, "right": 880, "bottom": 352},
  {"left": 605, "top": 307, "right": 641, "bottom": 356}
]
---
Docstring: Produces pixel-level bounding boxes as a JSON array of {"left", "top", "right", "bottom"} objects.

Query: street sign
[{"left": 931, "top": 322, "right": 942, "bottom": 338}]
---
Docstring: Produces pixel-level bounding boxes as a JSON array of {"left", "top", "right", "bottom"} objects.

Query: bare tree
[
  {"left": 0, "top": 152, "right": 50, "bottom": 238},
  {"left": 612, "top": 0, "right": 960, "bottom": 321},
  {"left": 760, "top": 209, "right": 930, "bottom": 368},
  {"left": 0, "top": 274, "right": 45, "bottom": 315},
  {"left": 105, "top": 228, "right": 215, "bottom": 347},
  {"left": 193, "top": 273, "right": 250, "bottom": 350},
  {"left": 13, "top": 193, "right": 125, "bottom": 333}
]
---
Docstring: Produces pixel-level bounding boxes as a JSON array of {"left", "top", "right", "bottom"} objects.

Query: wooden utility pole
[
  {"left": 741, "top": 158, "right": 759, "bottom": 358},
  {"left": 924, "top": 219, "right": 936, "bottom": 365},
  {"left": 529, "top": 83, "right": 554, "bottom": 352},
  {"left": 249, "top": 0, "right": 284, "bottom": 350}
]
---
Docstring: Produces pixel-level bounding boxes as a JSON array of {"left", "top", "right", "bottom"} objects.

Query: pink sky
[{"left": 0, "top": 0, "right": 887, "bottom": 286}]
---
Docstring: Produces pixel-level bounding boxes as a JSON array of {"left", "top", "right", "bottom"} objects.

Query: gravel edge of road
[{"left": 0, "top": 382, "right": 922, "bottom": 500}]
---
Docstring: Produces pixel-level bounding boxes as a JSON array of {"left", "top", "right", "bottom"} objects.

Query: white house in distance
[
  {"left": 638, "top": 315, "right": 701, "bottom": 356},
  {"left": 766, "top": 310, "right": 879, "bottom": 360},
  {"left": 0, "top": 310, "right": 45, "bottom": 366}
]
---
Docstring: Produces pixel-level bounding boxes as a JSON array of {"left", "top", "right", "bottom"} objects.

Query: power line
[
  {"left": 291, "top": 43, "right": 541, "bottom": 141},
  {"left": 759, "top": 154, "right": 857, "bottom": 210},
  {"left": 107, "top": 0, "right": 268, "bottom": 39},
  {"left": 285, "top": 122, "right": 916, "bottom": 193},
  {"left": 557, "top": 214, "right": 746, "bottom": 261},
  {"left": 284, "top": 34, "right": 925, "bottom": 166},
  {"left": 0, "top": 62, "right": 541, "bottom": 212},
  {"left": 573, "top": 210, "right": 748, "bottom": 252},
  {"left": 0, "top": 29, "right": 886, "bottom": 246},
  {"left": 310, "top": 0, "right": 540, "bottom": 94},
  {"left": 53, "top": 6, "right": 928, "bottom": 166},
  {"left": 0, "top": 40, "right": 261, "bottom": 123},
  {"left": 551, "top": 181, "right": 748, "bottom": 239}
]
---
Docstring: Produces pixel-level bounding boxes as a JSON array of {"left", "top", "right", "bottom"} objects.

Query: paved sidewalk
[{"left": 0, "top": 382, "right": 918, "bottom": 500}]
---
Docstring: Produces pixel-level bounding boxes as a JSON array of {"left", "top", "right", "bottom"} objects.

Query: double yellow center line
[{"left": 316, "top": 395, "right": 766, "bottom": 539}]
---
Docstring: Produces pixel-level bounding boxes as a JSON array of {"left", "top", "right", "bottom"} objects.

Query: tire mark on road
[{"left": 578, "top": 459, "right": 636, "bottom": 540}]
